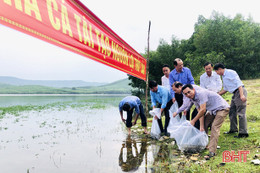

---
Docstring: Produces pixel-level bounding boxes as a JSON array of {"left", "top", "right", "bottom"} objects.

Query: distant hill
[
  {"left": 80, "top": 78, "right": 131, "bottom": 89},
  {"left": 75, "top": 78, "right": 131, "bottom": 94},
  {"left": 0, "top": 77, "right": 131, "bottom": 94},
  {"left": 0, "top": 76, "right": 106, "bottom": 88},
  {"left": 0, "top": 83, "right": 70, "bottom": 94}
]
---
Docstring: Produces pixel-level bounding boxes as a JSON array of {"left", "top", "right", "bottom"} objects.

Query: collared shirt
[
  {"left": 150, "top": 85, "right": 172, "bottom": 109},
  {"left": 222, "top": 69, "right": 243, "bottom": 93},
  {"left": 169, "top": 67, "right": 195, "bottom": 98},
  {"left": 176, "top": 85, "right": 204, "bottom": 114},
  {"left": 200, "top": 71, "right": 222, "bottom": 92},
  {"left": 161, "top": 75, "right": 171, "bottom": 91},
  {"left": 119, "top": 96, "right": 141, "bottom": 114},
  {"left": 189, "top": 89, "right": 230, "bottom": 115}
]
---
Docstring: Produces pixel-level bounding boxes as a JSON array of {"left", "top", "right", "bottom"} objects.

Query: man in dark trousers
[
  {"left": 149, "top": 80, "right": 173, "bottom": 136},
  {"left": 214, "top": 63, "right": 249, "bottom": 138},
  {"left": 119, "top": 96, "right": 148, "bottom": 135}
]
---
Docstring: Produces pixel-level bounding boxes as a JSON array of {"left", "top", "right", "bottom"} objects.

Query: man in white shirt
[
  {"left": 200, "top": 62, "right": 222, "bottom": 93},
  {"left": 161, "top": 64, "right": 171, "bottom": 91}
]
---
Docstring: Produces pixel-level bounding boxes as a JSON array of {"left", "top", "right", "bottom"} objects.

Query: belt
[{"left": 233, "top": 86, "right": 244, "bottom": 94}]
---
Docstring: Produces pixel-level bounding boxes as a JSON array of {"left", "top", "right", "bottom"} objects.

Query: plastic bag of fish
[{"left": 167, "top": 103, "right": 208, "bottom": 153}]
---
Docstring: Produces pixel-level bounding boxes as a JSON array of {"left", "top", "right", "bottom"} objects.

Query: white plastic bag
[
  {"left": 149, "top": 108, "right": 161, "bottom": 139},
  {"left": 168, "top": 102, "right": 179, "bottom": 117},
  {"left": 149, "top": 108, "right": 161, "bottom": 119},
  {"left": 167, "top": 102, "right": 180, "bottom": 132},
  {"left": 174, "top": 120, "right": 208, "bottom": 152},
  {"left": 167, "top": 105, "right": 208, "bottom": 152}
]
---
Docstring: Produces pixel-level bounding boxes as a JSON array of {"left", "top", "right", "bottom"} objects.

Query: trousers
[
  {"left": 126, "top": 103, "right": 147, "bottom": 128},
  {"left": 229, "top": 87, "right": 248, "bottom": 134},
  {"left": 208, "top": 108, "right": 229, "bottom": 153},
  {"left": 157, "top": 100, "right": 173, "bottom": 133}
]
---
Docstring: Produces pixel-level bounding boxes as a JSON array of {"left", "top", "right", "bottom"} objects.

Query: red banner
[{"left": 0, "top": 0, "right": 146, "bottom": 80}]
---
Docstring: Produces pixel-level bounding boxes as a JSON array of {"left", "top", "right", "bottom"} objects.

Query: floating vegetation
[{"left": 0, "top": 96, "right": 123, "bottom": 118}]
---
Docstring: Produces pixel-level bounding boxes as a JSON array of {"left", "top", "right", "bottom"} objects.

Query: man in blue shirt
[
  {"left": 119, "top": 96, "right": 148, "bottom": 135},
  {"left": 169, "top": 58, "right": 195, "bottom": 120},
  {"left": 214, "top": 63, "right": 249, "bottom": 138},
  {"left": 149, "top": 80, "right": 173, "bottom": 136}
]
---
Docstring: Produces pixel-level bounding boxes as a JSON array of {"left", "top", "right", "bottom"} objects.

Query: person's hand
[
  {"left": 173, "top": 112, "right": 177, "bottom": 117},
  {"left": 190, "top": 120, "right": 195, "bottom": 126},
  {"left": 200, "top": 127, "right": 205, "bottom": 132},
  {"left": 132, "top": 121, "right": 137, "bottom": 126},
  {"left": 154, "top": 115, "right": 158, "bottom": 120},
  {"left": 183, "top": 110, "right": 187, "bottom": 116},
  {"left": 240, "top": 95, "right": 247, "bottom": 102},
  {"left": 122, "top": 118, "right": 126, "bottom": 124},
  {"left": 172, "top": 98, "right": 176, "bottom": 103}
]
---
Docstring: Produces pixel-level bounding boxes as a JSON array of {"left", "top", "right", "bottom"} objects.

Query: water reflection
[
  {"left": 153, "top": 144, "right": 170, "bottom": 164},
  {"left": 119, "top": 136, "right": 148, "bottom": 172},
  {"left": 151, "top": 143, "right": 173, "bottom": 173}
]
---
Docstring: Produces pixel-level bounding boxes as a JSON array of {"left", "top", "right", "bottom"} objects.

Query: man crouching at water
[{"left": 119, "top": 96, "right": 148, "bottom": 135}]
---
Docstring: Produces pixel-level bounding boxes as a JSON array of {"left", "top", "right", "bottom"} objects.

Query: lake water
[
  {"left": 0, "top": 94, "right": 125, "bottom": 107},
  {"left": 0, "top": 95, "right": 187, "bottom": 173}
]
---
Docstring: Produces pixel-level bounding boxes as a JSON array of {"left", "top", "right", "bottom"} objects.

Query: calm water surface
[{"left": 0, "top": 95, "right": 183, "bottom": 173}]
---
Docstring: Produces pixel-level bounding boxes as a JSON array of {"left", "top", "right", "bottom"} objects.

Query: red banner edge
[{"left": 0, "top": 16, "right": 147, "bottom": 81}]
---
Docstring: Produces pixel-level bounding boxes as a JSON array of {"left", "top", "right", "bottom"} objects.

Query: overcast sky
[{"left": 0, "top": 0, "right": 259, "bottom": 82}]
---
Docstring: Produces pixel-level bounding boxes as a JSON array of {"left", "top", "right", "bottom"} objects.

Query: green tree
[{"left": 193, "top": 11, "right": 260, "bottom": 79}]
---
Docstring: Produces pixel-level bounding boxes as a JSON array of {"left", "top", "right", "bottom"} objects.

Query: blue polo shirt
[
  {"left": 150, "top": 85, "right": 172, "bottom": 109},
  {"left": 119, "top": 96, "right": 141, "bottom": 114},
  {"left": 169, "top": 67, "right": 195, "bottom": 98}
]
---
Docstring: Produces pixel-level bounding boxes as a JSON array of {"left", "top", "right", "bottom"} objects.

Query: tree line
[{"left": 129, "top": 11, "right": 260, "bottom": 99}]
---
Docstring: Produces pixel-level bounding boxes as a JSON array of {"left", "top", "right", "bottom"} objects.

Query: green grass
[{"left": 186, "top": 121, "right": 260, "bottom": 173}]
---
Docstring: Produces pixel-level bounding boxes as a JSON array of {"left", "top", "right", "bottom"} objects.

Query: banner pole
[{"left": 145, "top": 21, "right": 151, "bottom": 116}]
